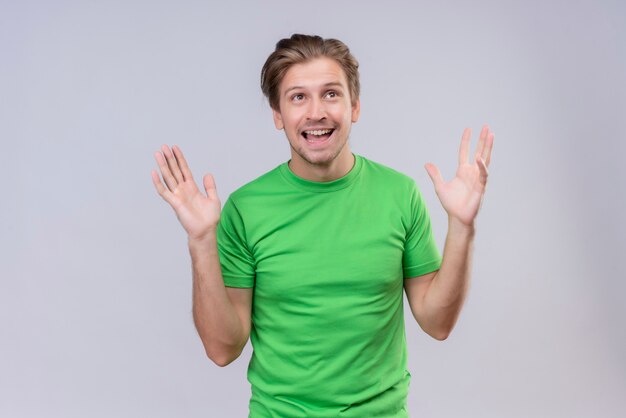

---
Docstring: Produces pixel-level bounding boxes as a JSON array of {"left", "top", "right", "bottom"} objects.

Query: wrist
[
  {"left": 188, "top": 228, "right": 218, "bottom": 247},
  {"left": 447, "top": 216, "right": 476, "bottom": 237}
]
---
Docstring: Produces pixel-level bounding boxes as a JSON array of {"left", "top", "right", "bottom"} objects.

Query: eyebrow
[{"left": 284, "top": 82, "right": 345, "bottom": 96}]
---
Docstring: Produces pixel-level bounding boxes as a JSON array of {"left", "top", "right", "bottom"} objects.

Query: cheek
[
  {"left": 336, "top": 108, "right": 352, "bottom": 123},
  {"left": 334, "top": 102, "right": 351, "bottom": 118},
  {"left": 284, "top": 111, "right": 304, "bottom": 127}
]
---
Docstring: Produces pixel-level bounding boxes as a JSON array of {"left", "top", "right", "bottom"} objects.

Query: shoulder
[
  {"left": 226, "top": 163, "right": 285, "bottom": 207},
  {"left": 358, "top": 155, "right": 417, "bottom": 192}
]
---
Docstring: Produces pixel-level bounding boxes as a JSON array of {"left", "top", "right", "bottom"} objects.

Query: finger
[
  {"left": 151, "top": 169, "right": 175, "bottom": 205},
  {"left": 473, "top": 125, "right": 489, "bottom": 163},
  {"left": 203, "top": 174, "right": 219, "bottom": 201},
  {"left": 162, "top": 144, "right": 185, "bottom": 184},
  {"left": 459, "top": 128, "right": 471, "bottom": 166},
  {"left": 172, "top": 145, "right": 194, "bottom": 182},
  {"left": 476, "top": 155, "right": 489, "bottom": 186},
  {"left": 154, "top": 150, "right": 178, "bottom": 192},
  {"left": 424, "top": 163, "right": 444, "bottom": 189},
  {"left": 482, "top": 131, "right": 494, "bottom": 167}
]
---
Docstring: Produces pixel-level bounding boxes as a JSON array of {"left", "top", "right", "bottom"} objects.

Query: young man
[{"left": 152, "top": 34, "right": 494, "bottom": 417}]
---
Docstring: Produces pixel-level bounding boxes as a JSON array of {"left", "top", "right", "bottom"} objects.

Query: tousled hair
[{"left": 260, "top": 34, "right": 360, "bottom": 111}]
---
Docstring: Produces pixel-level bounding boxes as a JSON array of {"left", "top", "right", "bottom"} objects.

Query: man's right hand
[{"left": 151, "top": 145, "right": 221, "bottom": 241}]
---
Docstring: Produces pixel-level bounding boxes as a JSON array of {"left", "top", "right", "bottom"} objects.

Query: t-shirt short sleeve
[
  {"left": 216, "top": 197, "right": 256, "bottom": 288},
  {"left": 402, "top": 181, "right": 442, "bottom": 278}
]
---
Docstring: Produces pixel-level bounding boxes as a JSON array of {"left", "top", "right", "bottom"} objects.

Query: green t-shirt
[{"left": 217, "top": 153, "right": 442, "bottom": 417}]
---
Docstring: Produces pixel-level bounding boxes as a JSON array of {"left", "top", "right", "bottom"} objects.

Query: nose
[{"left": 306, "top": 97, "right": 326, "bottom": 121}]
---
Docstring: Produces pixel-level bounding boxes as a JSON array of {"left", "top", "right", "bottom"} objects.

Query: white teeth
[{"left": 305, "top": 129, "right": 332, "bottom": 136}]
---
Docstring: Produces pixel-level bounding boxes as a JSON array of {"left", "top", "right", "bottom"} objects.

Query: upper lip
[{"left": 301, "top": 127, "right": 335, "bottom": 132}]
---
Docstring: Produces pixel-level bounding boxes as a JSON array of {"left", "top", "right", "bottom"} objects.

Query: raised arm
[
  {"left": 152, "top": 144, "right": 252, "bottom": 366},
  {"left": 405, "top": 125, "right": 494, "bottom": 340}
]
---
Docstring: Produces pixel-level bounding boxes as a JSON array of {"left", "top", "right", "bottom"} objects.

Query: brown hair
[{"left": 261, "top": 34, "right": 360, "bottom": 111}]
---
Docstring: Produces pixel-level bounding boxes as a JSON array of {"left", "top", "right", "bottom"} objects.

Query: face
[{"left": 272, "top": 57, "right": 360, "bottom": 172}]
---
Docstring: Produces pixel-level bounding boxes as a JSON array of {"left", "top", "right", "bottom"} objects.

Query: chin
[{"left": 299, "top": 152, "right": 337, "bottom": 166}]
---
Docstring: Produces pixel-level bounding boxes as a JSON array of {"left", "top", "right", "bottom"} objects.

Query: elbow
[
  {"left": 415, "top": 317, "right": 453, "bottom": 341},
  {"left": 428, "top": 326, "right": 453, "bottom": 341},
  {"left": 423, "top": 308, "right": 462, "bottom": 341},
  {"left": 204, "top": 343, "right": 243, "bottom": 367},
  {"left": 207, "top": 350, "right": 237, "bottom": 367},
  {"left": 431, "top": 331, "right": 450, "bottom": 341},
  {"left": 212, "top": 355, "right": 235, "bottom": 368}
]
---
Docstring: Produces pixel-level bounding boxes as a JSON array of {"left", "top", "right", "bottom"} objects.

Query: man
[{"left": 151, "top": 34, "right": 494, "bottom": 417}]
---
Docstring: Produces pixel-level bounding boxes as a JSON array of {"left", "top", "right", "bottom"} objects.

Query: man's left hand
[{"left": 425, "top": 125, "right": 494, "bottom": 227}]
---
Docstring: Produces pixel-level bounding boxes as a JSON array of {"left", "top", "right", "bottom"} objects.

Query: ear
[
  {"left": 351, "top": 98, "right": 361, "bottom": 123},
  {"left": 272, "top": 107, "right": 284, "bottom": 130}
]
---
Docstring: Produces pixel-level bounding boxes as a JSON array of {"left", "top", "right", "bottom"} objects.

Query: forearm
[
  {"left": 189, "top": 232, "right": 245, "bottom": 364},
  {"left": 422, "top": 217, "right": 475, "bottom": 339}
]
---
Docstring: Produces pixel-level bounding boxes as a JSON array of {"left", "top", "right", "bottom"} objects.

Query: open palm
[
  {"left": 425, "top": 126, "right": 494, "bottom": 226},
  {"left": 151, "top": 145, "right": 221, "bottom": 241}
]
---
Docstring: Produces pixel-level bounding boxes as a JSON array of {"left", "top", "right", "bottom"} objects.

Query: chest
[{"left": 248, "top": 194, "right": 408, "bottom": 301}]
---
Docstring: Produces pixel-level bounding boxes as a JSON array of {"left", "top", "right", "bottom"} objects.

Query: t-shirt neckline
[{"left": 279, "top": 153, "right": 363, "bottom": 193}]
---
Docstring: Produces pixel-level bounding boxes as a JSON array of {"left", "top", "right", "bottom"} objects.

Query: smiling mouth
[{"left": 302, "top": 129, "right": 335, "bottom": 142}]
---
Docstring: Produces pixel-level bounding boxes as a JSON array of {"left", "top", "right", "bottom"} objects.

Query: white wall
[{"left": 1, "top": 0, "right": 625, "bottom": 416}]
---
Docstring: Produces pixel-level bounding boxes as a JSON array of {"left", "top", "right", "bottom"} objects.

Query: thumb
[
  {"left": 424, "top": 163, "right": 443, "bottom": 188},
  {"left": 203, "top": 174, "right": 219, "bottom": 200}
]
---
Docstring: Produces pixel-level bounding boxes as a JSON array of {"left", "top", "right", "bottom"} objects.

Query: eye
[
  {"left": 325, "top": 91, "right": 338, "bottom": 98},
  {"left": 292, "top": 93, "right": 304, "bottom": 102}
]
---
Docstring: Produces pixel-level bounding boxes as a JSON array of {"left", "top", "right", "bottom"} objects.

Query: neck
[{"left": 288, "top": 147, "right": 355, "bottom": 182}]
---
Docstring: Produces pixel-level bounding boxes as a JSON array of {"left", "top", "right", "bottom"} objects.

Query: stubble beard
[{"left": 288, "top": 130, "right": 351, "bottom": 168}]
